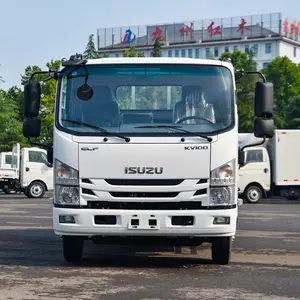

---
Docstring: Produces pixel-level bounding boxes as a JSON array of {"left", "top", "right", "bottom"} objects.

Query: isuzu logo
[
  {"left": 125, "top": 167, "right": 163, "bottom": 174},
  {"left": 184, "top": 146, "right": 209, "bottom": 150}
]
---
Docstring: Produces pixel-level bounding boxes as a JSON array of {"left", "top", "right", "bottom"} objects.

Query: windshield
[{"left": 58, "top": 64, "right": 235, "bottom": 136}]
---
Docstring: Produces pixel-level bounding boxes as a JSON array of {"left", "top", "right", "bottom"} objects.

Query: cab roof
[{"left": 84, "top": 57, "right": 234, "bottom": 72}]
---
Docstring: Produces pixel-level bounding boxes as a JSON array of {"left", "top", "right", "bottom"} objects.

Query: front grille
[
  {"left": 105, "top": 179, "right": 184, "bottom": 186},
  {"left": 82, "top": 188, "right": 96, "bottom": 195},
  {"left": 82, "top": 179, "right": 93, "bottom": 184},
  {"left": 109, "top": 192, "right": 179, "bottom": 198},
  {"left": 87, "top": 201, "right": 203, "bottom": 210},
  {"left": 193, "top": 189, "right": 207, "bottom": 196}
]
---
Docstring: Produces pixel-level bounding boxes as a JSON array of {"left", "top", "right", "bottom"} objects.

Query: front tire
[
  {"left": 244, "top": 185, "right": 263, "bottom": 203},
  {"left": 211, "top": 237, "right": 232, "bottom": 265},
  {"left": 27, "top": 181, "right": 46, "bottom": 198},
  {"left": 63, "top": 236, "right": 84, "bottom": 262}
]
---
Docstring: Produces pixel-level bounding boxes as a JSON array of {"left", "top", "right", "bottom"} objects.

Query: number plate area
[{"left": 128, "top": 214, "right": 160, "bottom": 230}]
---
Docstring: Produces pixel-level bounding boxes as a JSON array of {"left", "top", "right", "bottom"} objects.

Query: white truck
[
  {"left": 238, "top": 130, "right": 300, "bottom": 203},
  {"left": 0, "top": 143, "right": 53, "bottom": 197},
  {"left": 22, "top": 55, "right": 274, "bottom": 264}
]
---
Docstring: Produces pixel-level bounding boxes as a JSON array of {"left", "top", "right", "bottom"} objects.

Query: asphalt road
[{"left": 0, "top": 193, "right": 299, "bottom": 300}]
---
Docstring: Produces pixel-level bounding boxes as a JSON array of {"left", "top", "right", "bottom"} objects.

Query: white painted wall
[{"left": 279, "top": 41, "right": 300, "bottom": 65}]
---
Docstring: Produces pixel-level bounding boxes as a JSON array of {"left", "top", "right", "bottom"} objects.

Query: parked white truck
[
  {"left": 22, "top": 55, "right": 274, "bottom": 264},
  {"left": 238, "top": 130, "right": 300, "bottom": 203},
  {"left": 0, "top": 143, "right": 53, "bottom": 197}
]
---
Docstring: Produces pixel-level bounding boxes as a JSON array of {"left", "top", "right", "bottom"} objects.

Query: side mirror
[
  {"left": 238, "top": 149, "right": 245, "bottom": 166},
  {"left": 24, "top": 82, "right": 41, "bottom": 118},
  {"left": 255, "top": 82, "right": 274, "bottom": 118},
  {"left": 47, "top": 145, "right": 53, "bottom": 164},
  {"left": 23, "top": 118, "right": 41, "bottom": 138},
  {"left": 254, "top": 118, "right": 274, "bottom": 138}
]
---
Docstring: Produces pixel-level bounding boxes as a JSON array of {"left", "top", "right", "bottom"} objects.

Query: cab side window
[
  {"left": 246, "top": 150, "right": 263, "bottom": 163},
  {"left": 28, "top": 151, "right": 47, "bottom": 164}
]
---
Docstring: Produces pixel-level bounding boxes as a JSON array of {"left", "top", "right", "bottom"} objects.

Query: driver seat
[
  {"left": 172, "top": 85, "right": 215, "bottom": 124},
  {"left": 172, "top": 85, "right": 198, "bottom": 123},
  {"left": 82, "top": 85, "right": 120, "bottom": 127}
]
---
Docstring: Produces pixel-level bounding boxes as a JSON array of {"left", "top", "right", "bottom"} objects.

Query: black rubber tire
[
  {"left": 211, "top": 237, "right": 232, "bottom": 265},
  {"left": 27, "top": 181, "right": 46, "bottom": 198},
  {"left": 244, "top": 185, "right": 263, "bottom": 203},
  {"left": 63, "top": 236, "right": 84, "bottom": 262}
]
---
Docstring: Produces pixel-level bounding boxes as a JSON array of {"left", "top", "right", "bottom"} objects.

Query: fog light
[
  {"left": 213, "top": 216, "right": 230, "bottom": 225},
  {"left": 59, "top": 215, "right": 76, "bottom": 224}
]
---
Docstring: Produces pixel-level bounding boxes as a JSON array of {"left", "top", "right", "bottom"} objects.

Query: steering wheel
[{"left": 175, "top": 116, "right": 214, "bottom": 124}]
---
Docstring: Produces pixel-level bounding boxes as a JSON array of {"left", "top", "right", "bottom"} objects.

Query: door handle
[
  {"left": 264, "top": 168, "right": 268, "bottom": 173},
  {"left": 26, "top": 167, "right": 30, "bottom": 172}
]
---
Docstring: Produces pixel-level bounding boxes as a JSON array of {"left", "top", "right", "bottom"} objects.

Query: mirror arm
[
  {"left": 235, "top": 70, "right": 266, "bottom": 83},
  {"left": 29, "top": 70, "right": 60, "bottom": 83},
  {"left": 240, "top": 137, "right": 266, "bottom": 152},
  {"left": 27, "top": 138, "right": 51, "bottom": 150}
]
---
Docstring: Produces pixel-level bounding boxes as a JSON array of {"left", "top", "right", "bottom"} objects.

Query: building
[{"left": 96, "top": 12, "right": 300, "bottom": 70}]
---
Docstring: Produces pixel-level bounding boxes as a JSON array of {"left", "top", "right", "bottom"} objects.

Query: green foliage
[
  {"left": 0, "top": 64, "right": 4, "bottom": 83},
  {"left": 152, "top": 37, "right": 162, "bottom": 57},
  {"left": 220, "top": 49, "right": 258, "bottom": 132},
  {"left": 83, "top": 34, "right": 100, "bottom": 59},
  {"left": 122, "top": 45, "right": 144, "bottom": 57},
  {"left": 263, "top": 56, "right": 300, "bottom": 128},
  {"left": 0, "top": 90, "right": 28, "bottom": 152},
  {"left": 284, "top": 95, "right": 300, "bottom": 128}
]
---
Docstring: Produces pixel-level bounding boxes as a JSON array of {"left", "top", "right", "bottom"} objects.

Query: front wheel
[
  {"left": 211, "top": 236, "right": 232, "bottom": 265},
  {"left": 244, "top": 185, "right": 263, "bottom": 203},
  {"left": 27, "top": 181, "right": 46, "bottom": 198},
  {"left": 63, "top": 236, "right": 84, "bottom": 262}
]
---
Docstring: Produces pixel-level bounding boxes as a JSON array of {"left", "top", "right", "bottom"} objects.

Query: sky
[{"left": 0, "top": 0, "right": 299, "bottom": 90}]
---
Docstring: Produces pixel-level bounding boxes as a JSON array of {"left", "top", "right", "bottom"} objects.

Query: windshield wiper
[
  {"left": 135, "top": 125, "right": 212, "bottom": 142},
  {"left": 62, "top": 119, "right": 130, "bottom": 142}
]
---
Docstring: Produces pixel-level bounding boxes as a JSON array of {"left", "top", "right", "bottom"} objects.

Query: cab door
[
  {"left": 22, "top": 148, "right": 53, "bottom": 190},
  {"left": 238, "top": 147, "right": 271, "bottom": 193}
]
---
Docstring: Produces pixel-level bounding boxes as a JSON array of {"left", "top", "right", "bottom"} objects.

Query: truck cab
[
  {"left": 238, "top": 146, "right": 271, "bottom": 203},
  {"left": 22, "top": 55, "right": 275, "bottom": 264},
  {"left": 0, "top": 143, "right": 53, "bottom": 197}
]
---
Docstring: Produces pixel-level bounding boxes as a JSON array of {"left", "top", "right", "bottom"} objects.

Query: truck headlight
[
  {"left": 210, "top": 159, "right": 235, "bottom": 186},
  {"left": 54, "top": 160, "right": 79, "bottom": 206},
  {"left": 209, "top": 159, "right": 236, "bottom": 206},
  {"left": 209, "top": 187, "right": 233, "bottom": 206}
]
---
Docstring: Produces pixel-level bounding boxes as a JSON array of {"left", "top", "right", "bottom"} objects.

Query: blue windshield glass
[{"left": 58, "top": 64, "right": 234, "bottom": 135}]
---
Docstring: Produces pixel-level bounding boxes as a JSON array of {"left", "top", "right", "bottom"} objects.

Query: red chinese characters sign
[
  {"left": 283, "top": 19, "right": 300, "bottom": 39},
  {"left": 237, "top": 18, "right": 251, "bottom": 35},
  {"left": 179, "top": 23, "right": 194, "bottom": 39},
  {"left": 291, "top": 21, "right": 300, "bottom": 38},
  {"left": 207, "top": 21, "right": 222, "bottom": 37},
  {"left": 152, "top": 26, "right": 165, "bottom": 41}
]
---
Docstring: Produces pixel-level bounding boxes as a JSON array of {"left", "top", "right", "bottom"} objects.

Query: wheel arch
[
  {"left": 29, "top": 180, "right": 48, "bottom": 191},
  {"left": 244, "top": 182, "right": 267, "bottom": 198}
]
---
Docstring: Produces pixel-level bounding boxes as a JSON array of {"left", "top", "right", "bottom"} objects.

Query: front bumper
[{"left": 53, "top": 207, "right": 237, "bottom": 237}]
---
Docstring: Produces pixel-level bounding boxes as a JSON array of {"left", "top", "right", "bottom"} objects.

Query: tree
[
  {"left": 263, "top": 56, "right": 300, "bottom": 128},
  {"left": 220, "top": 49, "right": 258, "bottom": 132},
  {"left": 284, "top": 95, "right": 300, "bottom": 128},
  {"left": 0, "top": 64, "right": 4, "bottom": 83},
  {"left": 0, "top": 90, "right": 28, "bottom": 152},
  {"left": 5, "top": 86, "right": 24, "bottom": 121},
  {"left": 123, "top": 45, "right": 144, "bottom": 57},
  {"left": 152, "top": 37, "right": 161, "bottom": 57},
  {"left": 83, "top": 34, "right": 100, "bottom": 59}
]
